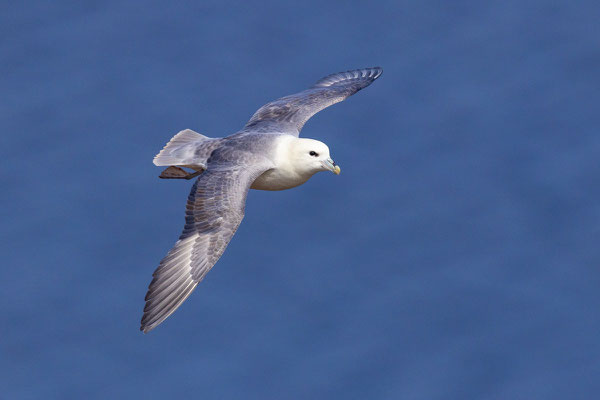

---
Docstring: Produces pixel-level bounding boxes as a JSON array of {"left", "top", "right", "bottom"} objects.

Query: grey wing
[
  {"left": 140, "top": 160, "right": 271, "bottom": 333},
  {"left": 244, "top": 67, "right": 382, "bottom": 136}
]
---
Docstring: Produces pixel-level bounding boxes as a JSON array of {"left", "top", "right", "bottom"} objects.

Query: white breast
[{"left": 251, "top": 168, "right": 311, "bottom": 191}]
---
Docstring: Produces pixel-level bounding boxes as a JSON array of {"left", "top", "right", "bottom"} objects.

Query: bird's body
[{"left": 141, "top": 67, "right": 382, "bottom": 332}]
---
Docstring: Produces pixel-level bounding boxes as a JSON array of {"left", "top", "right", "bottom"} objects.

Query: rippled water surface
[{"left": 2, "top": 1, "right": 599, "bottom": 398}]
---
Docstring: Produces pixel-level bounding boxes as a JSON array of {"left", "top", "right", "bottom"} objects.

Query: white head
[{"left": 289, "top": 138, "right": 341, "bottom": 177}]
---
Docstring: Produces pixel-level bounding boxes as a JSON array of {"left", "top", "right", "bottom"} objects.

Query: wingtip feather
[{"left": 312, "top": 67, "right": 383, "bottom": 88}]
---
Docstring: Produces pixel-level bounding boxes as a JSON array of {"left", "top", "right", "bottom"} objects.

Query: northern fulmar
[{"left": 141, "top": 67, "right": 383, "bottom": 332}]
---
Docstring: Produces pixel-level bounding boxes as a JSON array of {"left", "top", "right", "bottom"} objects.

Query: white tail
[{"left": 153, "top": 129, "right": 210, "bottom": 167}]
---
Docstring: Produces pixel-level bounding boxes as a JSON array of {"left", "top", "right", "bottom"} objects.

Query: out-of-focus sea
[{"left": 2, "top": 1, "right": 599, "bottom": 399}]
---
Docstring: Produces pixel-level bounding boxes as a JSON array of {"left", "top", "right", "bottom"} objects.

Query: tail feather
[{"left": 153, "top": 129, "right": 210, "bottom": 167}]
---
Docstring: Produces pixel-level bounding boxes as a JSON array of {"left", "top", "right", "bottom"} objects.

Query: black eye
[{"left": 309, "top": 151, "right": 318, "bottom": 157}]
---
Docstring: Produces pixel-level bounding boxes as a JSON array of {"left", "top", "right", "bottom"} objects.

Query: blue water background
[{"left": 2, "top": 1, "right": 600, "bottom": 398}]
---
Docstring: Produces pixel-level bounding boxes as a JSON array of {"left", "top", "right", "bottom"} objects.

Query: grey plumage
[
  {"left": 141, "top": 67, "right": 382, "bottom": 332},
  {"left": 142, "top": 154, "right": 272, "bottom": 331},
  {"left": 244, "top": 67, "right": 382, "bottom": 135}
]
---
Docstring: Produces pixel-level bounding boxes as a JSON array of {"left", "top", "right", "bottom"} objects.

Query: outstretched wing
[
  {"left": 244, "top": 67, "right": 383, "bottom": 136},
  {"left": 141, "top": 157, "right": 272, "bottom": 332}
]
